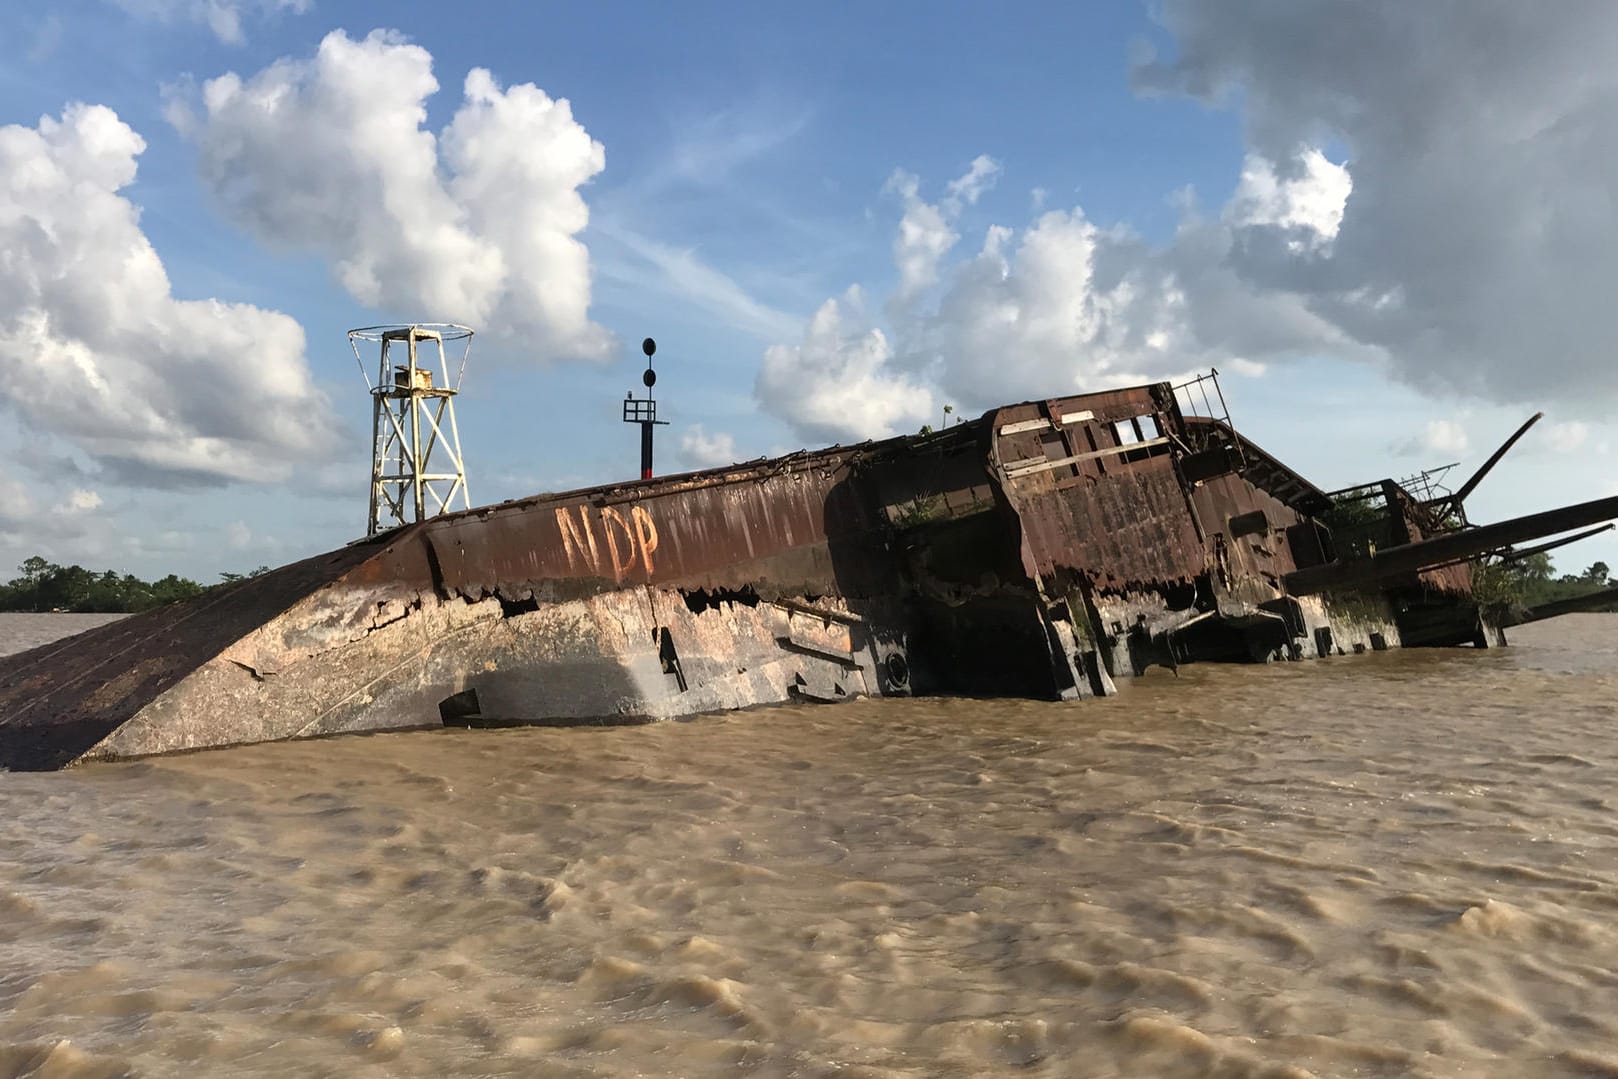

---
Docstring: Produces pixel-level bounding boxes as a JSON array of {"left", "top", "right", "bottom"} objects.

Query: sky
[{"left": 1, "top": 0, "right": 1616, "bottom": 582}]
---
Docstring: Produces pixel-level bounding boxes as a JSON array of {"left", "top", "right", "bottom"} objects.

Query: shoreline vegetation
[
  {"left": 1470, "top": 554, "right": 1618, "bottom": 621},
  {"left": 0, "top": 556, "right": 270, "bottom": 614}
]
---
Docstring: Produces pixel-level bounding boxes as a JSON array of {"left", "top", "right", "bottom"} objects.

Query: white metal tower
[{"left": 349, "top": 323, "right": 474, "bottom": 536}]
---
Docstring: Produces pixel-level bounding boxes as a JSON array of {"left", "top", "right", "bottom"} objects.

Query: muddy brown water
[{"left": 2, "top": 613, "right": 1617, "bottom": 1078}]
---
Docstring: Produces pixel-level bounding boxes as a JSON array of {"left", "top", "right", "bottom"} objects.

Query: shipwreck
[{"left": 2, "top": 355, "right": 1614, "bottom": 770}]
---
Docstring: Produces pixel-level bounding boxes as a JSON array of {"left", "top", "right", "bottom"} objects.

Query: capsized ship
[{"left": 2, "top": 375, "right": 1613, "bottom": 770}]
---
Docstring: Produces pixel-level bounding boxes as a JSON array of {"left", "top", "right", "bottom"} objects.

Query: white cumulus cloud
[
  {"left": 1227, "top": 148, "right": 1351, "bottom": 251},
  {"left": 919, "top": 209, "right": 1180, "bottom": 406},
  {"left": 1398, "top": 418, "right": 1471, "bottom": 458},
  {"left": 887, "top": 156, "right": 1002, "bottom": 306},
  {"left": 756, "top": 289, "right": 936, "bottom": 444},
  {"left": 61, "top": 490, "right": 102, "bottom": 514},
  {"left": 888, "top": 172, "right": 956, "bottom": 304},
  {"left": 945, "top": 154, "right": 1002, "bottom": 208},
  {"left": 679, "top": 425, "right": 740, "bottom": 470},
  {"left": 758, "top": 149, "right": 1357, "bottom": 443},
  {"left": 0, "top": 102, "right": 337, "bottom": 487},
  {"left": 178, "top": 29, "right": 612, "bottom": 360}
]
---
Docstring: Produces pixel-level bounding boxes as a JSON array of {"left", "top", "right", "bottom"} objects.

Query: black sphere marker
[{"left": 623, "top": 337, "right": 666, "bottom": 480}]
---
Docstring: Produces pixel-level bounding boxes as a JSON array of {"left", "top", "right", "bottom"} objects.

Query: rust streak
[
  {"left": 600, "top": 506, "right": 639, "bottom": 583},
  {"left": 632, "top": 505, "right": 659, "bottom": 576},
  {"left": 555, "top": 506, "right": 600, "bottom": 574}
]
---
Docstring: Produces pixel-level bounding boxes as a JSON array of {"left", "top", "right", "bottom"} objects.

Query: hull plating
[{"left": 0, "top": 381, "right": 1587, "bottom": 769}]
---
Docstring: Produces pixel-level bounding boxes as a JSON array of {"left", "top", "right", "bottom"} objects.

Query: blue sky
[{"left": 1, "top": 1, "right": 1615, "bottom": 581}]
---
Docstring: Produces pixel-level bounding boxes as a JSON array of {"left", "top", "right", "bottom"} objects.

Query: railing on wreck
[
  {"left": 1169, "top": 370, "right": 1332, "bottom": 517},
  {"left": 1171, "top": 369, "right": 1246, "bottom": 469},
  {"left": 1323, "top": 466, "right": 1469, "bottom": 564}
]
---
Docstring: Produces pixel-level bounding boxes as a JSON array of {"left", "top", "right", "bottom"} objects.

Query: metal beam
[
  {"left": 1416, "top": 522, "right": 1615, "bottom": 574},
  {"left": 1286, "top": 495, "right": 1618, "bottom": 595},
  {"left": 1497, "top": 523, "right": 1616, "bottom": 565},
  {"left": 1520, "top": 585, "right": 1618, "bottom": 624},
  {"left": 1003, "top": 437, "right": 1171, "bottom": 478},
  {"left": 1435, "top": 412, "right": 1543, "bottom": 513}
]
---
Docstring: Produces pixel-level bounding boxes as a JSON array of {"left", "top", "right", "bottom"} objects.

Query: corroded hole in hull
[{"left": 681, "top": 585, "right": 761, "bottom": 614}]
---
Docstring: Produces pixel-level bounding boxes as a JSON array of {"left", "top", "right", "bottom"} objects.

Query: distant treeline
[
  {"left": 0, "top": 557, "right": 271, "bottom": 614},
  {"left": 1473, "top": 555, "right": 1617, "bottom": 618}
]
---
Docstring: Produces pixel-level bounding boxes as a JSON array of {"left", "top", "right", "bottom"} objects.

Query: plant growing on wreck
[
  {"left": 916, "top": 404, "right": 962, "bottom": 436},
  {"left": 1469, "top": 556, "right": 1540, "bottom": 624},
  {"left": 1470, "top": 553, "right": 1617, "bottom": 621},
  {"left": 891, "top": 495, "right": 949, "bottom": 529},
  {"left": 1318, "top": 587, "right": 1391, "bottom": 628},
  {"left": 1320, "top": 491, "right": 1393, "bottom": 561}
]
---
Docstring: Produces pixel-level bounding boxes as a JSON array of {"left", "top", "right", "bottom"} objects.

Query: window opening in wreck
[
  {"left": 1039, "top": 431, "right": 1080, "bottom": 479},
  {"left": 1081, "top": 421, "right": 1105, "bottom": 474},
  {"left": 1113, "top": 414, "right": 1171, "bottom": 466}
]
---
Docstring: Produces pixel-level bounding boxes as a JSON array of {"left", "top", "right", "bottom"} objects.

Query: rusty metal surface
[
  {"left": 1381, "top": 482, "right": 1475, "bottom": 597},
  {"left": 1287, "top": 495, "right": 1618, "bottom": 595},
  {"left": 988, "top": 385, "right": 1208, "bottom": 591},
  {"left": 354, "top": 421, "right": 999, "bottom": 608},
  {"left": 4, "top": 376, "right": 1570, "bottom": 772},
  {"left": 1188, "top": 472, "right": 1313, "bottom": 603},
  {"left": 352, "top": 440, "right": 906, "bottom": 607},
  {"left": 0, "top": 440, "right": 922, "bottom": 770},
  {"left": 1182, "top": 416, "right": 1332, "bottom": 516},
  {"left": 0, "top": 541, "right": 388, "bottom": 770}
]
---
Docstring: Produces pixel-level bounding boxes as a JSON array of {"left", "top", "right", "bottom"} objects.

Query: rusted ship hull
[{"left": 3, "top": 380, "right": 1613, "bottom": 770}]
